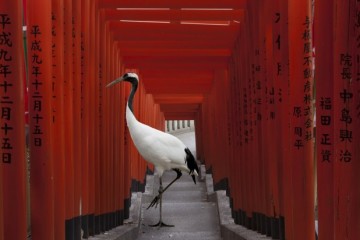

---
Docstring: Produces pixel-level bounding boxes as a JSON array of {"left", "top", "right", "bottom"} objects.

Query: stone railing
[{"left": 165, "top": 120, "right": 195, "bottom": 134}]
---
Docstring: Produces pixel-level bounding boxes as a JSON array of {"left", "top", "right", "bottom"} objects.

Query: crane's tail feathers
[{"left": 185, "top": 148, "right": 199, "bottom": 184}]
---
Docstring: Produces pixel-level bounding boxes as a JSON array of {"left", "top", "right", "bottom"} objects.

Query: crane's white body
[
  {"left": 107, "top": 72, "right": 199, "bottom": 226},
  {"left": 126, "top": 105, "right": 193, "bottom": 177}
]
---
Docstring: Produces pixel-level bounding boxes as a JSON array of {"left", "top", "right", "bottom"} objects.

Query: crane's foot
[
  {"left": 149, "top": 220, "right": 174, "bottom": 228},
  {"left": 147, "top": 195, "right": 160, "bottom": 209}
]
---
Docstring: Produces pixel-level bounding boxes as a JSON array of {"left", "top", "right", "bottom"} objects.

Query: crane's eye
[{"left": 123, "top": 73, "right": 129, "bottom": 79}]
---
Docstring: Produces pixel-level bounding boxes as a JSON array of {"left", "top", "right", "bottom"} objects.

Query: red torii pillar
[
  {"left": 314, "top": 0, "right": 334, "bottom": 239},
  {"left": 277, "top": 0, "right": 290, "bottom": 239},
  {"left": 0, "top": 151, "right": 2, "bottom": 240},
  {"left": 64, "top": 0, "right": 75, "bottom": 238},
  {"left": 264, "top": 0, "right": 280, "bottom": 236},
  {"left": 333, "top": 1, "right": 360, "bottom": 239},
  {"left": 354, "top": 2, "right": 360, "bottom": 238},
  {"left": 81, "top": 0, "right": 91, "bottom": 236},
  {"left": 27, "top": 0, "right": 55, "bottom": 239},
  {"left": 93, "top": 0, "right": 101, "bottom": 235},
  {"left": 51, "top": 0, "right": 66, "bottom": 239},
  {"left": 0, "top": 1, "right": 27, "bottom": 239},
  {"left": 288, "top": 0, "right": 315, "bottom": 239},
  {"left": 72, "top": 0, "right": 82, "bottom": 237},
  {"left": 88, "top": 0, "right": 98, "bottom": 234}
]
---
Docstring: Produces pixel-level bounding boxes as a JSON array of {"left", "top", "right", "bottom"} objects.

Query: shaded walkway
[
  {"left": 138, "top": 170, "right": 222, "bottom": 240},
  {"left": 136, "top": 131, "right": 221, "bottom": 240}
]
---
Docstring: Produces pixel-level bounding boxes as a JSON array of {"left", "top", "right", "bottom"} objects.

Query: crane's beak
[{"left": 106, "top": 77, "right": 124, "bottom": 88}]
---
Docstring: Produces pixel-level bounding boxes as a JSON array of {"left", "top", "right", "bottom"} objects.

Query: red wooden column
[
  {"left": 0, "top": 158, "right": 2, "bottom": 240},
  {"left": 123, "top": 82, "right": 132, "bottom": 220},
  {"left": 88, "top": 0, "right": 96, "bottom": 234},
  {"left": 81, "top": 0, "right": 90, "bottom": 236},
  {"left": 113, "top": 49, "right": 122, "bottom": 226},
  {"left": 270, "top": 0, "right": 286, "bottom": 238},
  {"left": 0, "top": 1, "right": 27, "bottom": 239},
  {"left": 264, "top": 0, "right": 280, "bottom": 236},
  {"left": 63, "top": 0, "right": 75, "bottom": 238},
  {"left": 277, "top": 0, "right": 291, "bottom": 239},
  {"left": 94, "top": 1, "right": 101, "bottom": 234},
  {"left": 230, "top": 34, "right": 240, "bottom": 225},
  {"left": 354, "top": 2, "right": 360, "bottom": 239},
  {"left": 0, "top": 161, "right": 2, "bottom": 240},
  {"left": 314, "top": 0, "right": 334, "bottom": 239},
  {"left": 288, "top": 0, "right": 315, "bottom": 239},
  {"left": 333, "top": 1, "right": 360, "bottom": 239},
  {"left": 51, "top": 0, "right": 65, "bottom": 239},
  {"left": 119, "top": 75, "right": 126, "bottom": 224},
  {"left": 27, "top": 0, "right": 55, "bottom": 239},
  {"left": 99, "top": 11, "right": 112, "bottom": 230},
  {"left": 72, "top": 0, "right": 82, "bottom": 237}
]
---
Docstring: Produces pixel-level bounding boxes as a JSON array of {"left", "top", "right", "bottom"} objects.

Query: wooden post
[
  {"left": 354, "top": 2, "right": 360, "bottom": 238},
  {"left": 0, "top": 1, "right": 27, "bottom": 239},
  {"left": 63, "top": 0, "right": 75, "bottom": 238},
  {"left": 0, "top": 156, "right": 2, "bottom": 240},
  {"left": 288, "top": 0, "right": 315, "bottom": 239},
  {"left": 85, "top": 1, "right": 98, "bottom": 236},
  {"left": 94, "top": 1, "right": 101, "bottom": 234},
  {"left": 333, "top": 1, "right": 360, "bottom": 238},
  {"left": 353, "top": 1, "right": 360, "bottom": 239},
  {"left": 51, "top": 0, "right": 65, "bottom": 239},
  {"left": 27, "top": 0, "right": 55, "bottom": 239},
  {"left": 265, "top": 0, "right": 280, "bottom": 236},
  {"left": 72, "top": 0, "right": 82, "bottom": 237},
  {"left": 278, "top": 0, "right": 290, "bottom": 238},
  {"left": 314, "top": 0, "right": 334, "bottom": 239},
  {"left": 81, "top": 0, "right": 90, "bottom": 236}
]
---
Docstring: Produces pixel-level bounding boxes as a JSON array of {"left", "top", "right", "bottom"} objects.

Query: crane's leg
[
  {"left": 149, "top": 176, "right": 174, "bottom": 227},
  {"left": 147, "top": 169, "right": 182, "bottom": 209}
]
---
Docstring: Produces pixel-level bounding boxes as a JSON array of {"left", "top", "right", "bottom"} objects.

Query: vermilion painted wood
[
  {"left": 333, "top": 1, "right": 359, "bottom": 239},
  {"left": 99, "top": 0, "right": 247, "bottom": 9},
  {"left": 230, "top": 31, "right": 240, "bottom": 222},
  {"left": 271, "top": 0, "right": 284, "bottom": 236},
  {"left": 266, "top": 0, "right": 280, "bottom": 232},
  {"left": 104, "top": 9, "right": 244, "bottom": 22},
  {"left": 104, "top": 20, "right": 111, "bottom": 224},
  {"left": 51, "top": 0, "right": 66, "bottom": 238},
  {"left": 247, "top": 0, "right": 257, "bottom": 226},
  {"left": 353, "top": 2, "right": 360, "bottom": 238},
  {"left": 119, "top": 80, "right": 126, "bottom": 216},
  {"left": 93, "top": 2, "right": 101, "bottom": 233},
  {"left": 111, "top": 22, "right": 239, "bottom": 41},
  {"left": 72, "top": 1, "right": 82, "bottom": 235},
  {"left": 276, "top": 1, "right": 291, "bottom": 239},
  {"left": 64, "top": 0, "right": 75, "bottom": 231},
  {"left": 81, "top": 0, "right": 90, "bottom": 225},
  {"left": 314, "top": 0, "right": 334, "bottom": 239},
  {"left": 27, "top": 0, "right": 55, "bottom": 239},
  {"left": 0, "top": 1, "right": 27, "bottom": 239},
  {"left": 0, "top": 146, "right": 2, "bottom": 239},
  {"left": 88, "top": 1, "right": 97, "bottom": 230},
  {"left": 97, "top": 9, "right": 106, "bottom": 228},
  {"left": 288, "top": 1, "right": 315, "bottom": 239}
]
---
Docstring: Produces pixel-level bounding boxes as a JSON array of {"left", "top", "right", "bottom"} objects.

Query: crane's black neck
[{"left": 127, "top": 78, "right": 138, "bottom": 113}]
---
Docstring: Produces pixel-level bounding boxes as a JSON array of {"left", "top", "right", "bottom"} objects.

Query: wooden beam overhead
[
  {"left": 116, "top": 40, "right": 234, "bottom": 49},
  {"left": 164, "top": 112, "right": 197, "bottom": 120},
  {"left": 119, "top": 48, "right": 231, "bottom": 57},
  {"left": 104, "top": 9, "right": 244, "bottom": 22},
  {"left": 153, "top": 94, "right": 204, "bottom": 104},
  {"left": 99, "top": 0, "right": 246, "bottom": 9},
  {"left": 123, "top": 56, "right": 228, "bottom": 70},
  {"left": 110, "top": 22, "right": 239, "bottom": 41}
]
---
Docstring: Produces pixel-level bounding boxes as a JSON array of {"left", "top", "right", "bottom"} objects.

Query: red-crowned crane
[{"left": 106, "top": 72, "right": 199, "bottom": 227}]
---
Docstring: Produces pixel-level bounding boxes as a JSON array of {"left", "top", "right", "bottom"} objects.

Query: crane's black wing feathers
[{"left": 184, "top": 148, "right": 199, "bottom": 184}]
